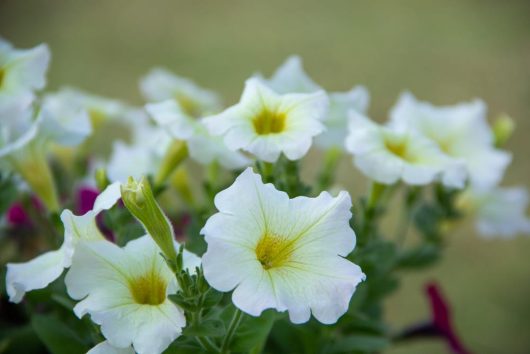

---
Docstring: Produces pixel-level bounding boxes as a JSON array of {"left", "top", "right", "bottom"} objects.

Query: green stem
[
  {"left": 317, "top": 147, "right": 341, "bottom": 191},
  {"left": 221, "top": 308, "right": 244, "bottom": 353},
  {"left": 196, "top": 335, "right": 220, "bottom": 353}
]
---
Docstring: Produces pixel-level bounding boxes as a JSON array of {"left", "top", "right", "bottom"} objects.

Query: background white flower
[
  {"left": 65, "top": 235, "right": 201, "bottom": 354},
  {"left": 140, "top": 67, "right": 221, "bottom": 117},
  {"left": 201, "top": 168, "right": 365, "bottom": 324},
  {"left": 459, "top": 186, "right": 530, "bottom": 238},
  {"left": 5, "top": 182, "right": 121, "bottom": 303},
  {"left": 204, "top": 78, "right": 328, "bottom": 162},
  {"left": 345, "top": 111, "right": 465, "bottom": 187},
  {"left": 0, "top": 38, "right": 50, "bottom": 105},
  {"left": 146, "top": 100, "right": 251, "bottom": 170},
  {"left": 390, "top": 92, "right": 511, "bottom": 188}
]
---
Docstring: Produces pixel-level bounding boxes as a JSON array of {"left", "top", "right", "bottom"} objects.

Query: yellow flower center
[
  {"left": 255, "top": 233, "right": 295, "bottom": 269},
  {"left": 88, "top": 109, "right": 108, "bottom": 130},
  {"left": 129, "top": 271, "right": 167, "bottom": 305},
  {"left": 253, "top": 110, "right": 286, "bottom": 135},
  {"left": 384, "top": 135, "right": 416, "bottom": 163},
  {"left": 176, "top": 93, "right": 201, "bottom": 118}
]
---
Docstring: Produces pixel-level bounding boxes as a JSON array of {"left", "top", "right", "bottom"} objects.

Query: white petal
[
  {"left": 6, "top": 248, "right": 66, "bottom": 303},
  {"left": 87, "top": 341, "right": 135, "bottom": 354},
  {"left": 262, "top": 55, "right": 321, "bottom": 94},
  {"left": 146, "top": 100, "right": 196, "bottom": 139}
]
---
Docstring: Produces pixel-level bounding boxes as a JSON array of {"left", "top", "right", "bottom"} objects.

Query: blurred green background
[{"left": 1, "top": 1, "right": 529, "bottom": 353}]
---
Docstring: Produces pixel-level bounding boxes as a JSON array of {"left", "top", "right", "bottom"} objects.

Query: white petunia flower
[
  {"left": 39, "top": 93, "right": 93, "bottom": 146},
  {"left": 390, "top": 92, "right": 511, "bottom": 188},
  {"left": 44, "top": 87, "right": 142, "bottom": 128},
  {"left": 345, "top": 111, "right": 466, "bottom": 187},
  {"left": 106, "top": 125, "right": 172, "bottom": 183},
  {"left": 5, "top": 182, "right": 121, "bottom": 303},
  {"left": 315, "top": 87, "right": 370, "bottom": 150},
  {"left": 203, "top": 78, "right": 328, "bottom": 162},
  {"left": 65, "top": 235, "right": 201, "bottom": 354},
  {"left": 201, "top": 168, "right": 365, "bottom": 324},
  {"left": 146, "top": 100, "right": 251, "bottom": 170},
  {"left": 258, "top": 55, "right": 370, "bottom": 150},
  {"left": 87, "top": 341, "right": 134, "bottom": 354},
  {"left": 0, "top": 38, "right": 50, "bottom": 104},
  {"left": 140, "top": 67, "right": 221, "bottom": 117},
  {"left": 458, "top": 186, "right": 530, "bottom": 238}
]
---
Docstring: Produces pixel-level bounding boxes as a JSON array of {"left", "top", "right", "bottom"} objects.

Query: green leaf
[
  {"left": 231, "top": 310, "right": 277, "bottom": 353},
  {"left": 183, "top": 319, "right": 225, "bottom": 338},
  {"left": 329, "top": 334, "right": 390, "bottom": 353},
  {"left": 0, "top": 174, "right": 18, "bottom": 215},
  {"left": 396, "top": 244, "right": 441, "bottom": 269},
  {"left": 202, "top": 289, "right": 223, "bottom": 308},
  {"left": 31, "top": 314, "right": 88, "bottom": 354}
]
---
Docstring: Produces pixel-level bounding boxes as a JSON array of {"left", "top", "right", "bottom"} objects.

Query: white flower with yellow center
[
  {"left": 390, "top": 92, "right": 511, "bottom": 188},
  {"left": 5, "top": 182, "right": 121, "bottom": 303},
  {"left": 345, "top": 111, "right": 466, "bottom": 187},
  {"left": 0, "top": 38, "right": 50, "bottom": 103},
  {"left": 258, "top": 55, "right": 370, "bottom": 150},
  {"left": 458, "top": 186, "right": 530, "bottom": 238},
  {"left": 201, "top": 168, "right": 365, "bottom": 324},
  {"left": 146, "top": 100, "right": 251, "bottom": 170},
  {"left": 203, "top": 78, "right": 328, "bottom": 162},
  {"left": 65, "top": 234, "right": 200, "bottom": 354},
  {"left": 140, "top": 67, "right": 221, "bottom": 117}
]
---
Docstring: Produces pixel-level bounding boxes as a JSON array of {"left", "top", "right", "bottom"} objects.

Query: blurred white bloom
[
  {"left": 204, "top": 78, "right": 328, "bottom": 162},
  {"left": 259, "top": 55, "right": 370, "bottom": 150},
  {"left": 40, "top": 93, "right": 93, "bottom": 146},
  {"left": 316, "top": 87, "right": 370, "bottom": 150},
  {"left": 146, "top": 100, "right": 251, "bottom": 169},
  {"left": 259, "top": 55, "right": 321, "bottom": 94},
  {"left": 87, "top": 341, "right": 134, "bottom": 354},
  {"left": 45, "top": 87, "right": 141, "bottom": 127},
  {"left": 5, "top": 182, "right": 121, "bottom": 303},
  {"left": 201, "top": 168, "right": 365, "bottom": 324},
  {"left": 0, "top": 38, "right": 50, "bottom": 104},
  {"left": 106, "top": 123, "right": 172, "bottom": 182},
  {"left": 0, "top": 96, "right": 91, "bottom": 210},
  {"left": 459, "top": 186, "right": 530, "bottom": 238},
  {"left": 345, "top": 111, "right": 466, "bottom": 187},
  {"left": 140, "top": 67, "right": 221, "bottom": 117},
  {"left": 390, "top": 92, "right": 511, "bottom": 188},
  {"left": 65, "top": 235, "right": 200, "bottom": 354}
]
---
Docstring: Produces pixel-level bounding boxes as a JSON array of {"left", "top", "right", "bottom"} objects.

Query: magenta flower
[{"left": 398, "top": 282, "right": 471, "bottom": 354}]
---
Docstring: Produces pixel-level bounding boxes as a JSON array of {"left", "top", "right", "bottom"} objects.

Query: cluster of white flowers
[{"left": 3, "top": 39, "right": 529, "bottom": 354}]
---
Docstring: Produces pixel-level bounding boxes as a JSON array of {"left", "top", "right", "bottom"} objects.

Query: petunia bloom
[
  {"left": 345, "top": 111, "right": 465, "bottom": 187},
  {"left": 65, "top": 235, "right": 201, "bottom": 354},
  {"left": 258, "top": 55, "right": 370, "bottom": 151},
  {"left": 203, "top": 78, "right": 328, "bottom": 162},
  {"left": 399, "top": 282, "right": 471, "bottom": 354},
  {"left": 0, "top": 38, "right": 50, "bottom": 105},
  {"left": 390, "top": 92, "right": 511, "bottom": 188},
  {"left": 140, "top": 67, "right": 221, "bottom": 117},
  {"left": 146, "top": 100, "right": 251, "bottom": 170},
  {"left": 458, "top": 185, "right": 530, "bottom": 238},
  {"left": 5, "top": 182, "right": 121, "bottom": 303},
  {"left": 201, "top": 168, "right": 365, "bottom": 324}
]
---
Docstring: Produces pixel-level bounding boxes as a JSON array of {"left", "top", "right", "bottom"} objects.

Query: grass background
[{"left": 1, "top": 1, "right": 529, "bottom": 353}]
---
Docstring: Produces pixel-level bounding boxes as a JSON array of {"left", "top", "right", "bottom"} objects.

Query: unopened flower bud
[
  {"left": 493, "top": 113, "right": 515, "bottom": 148},
  {"left": 121, "top": 176, "right": 178, "bottom": 263}
]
